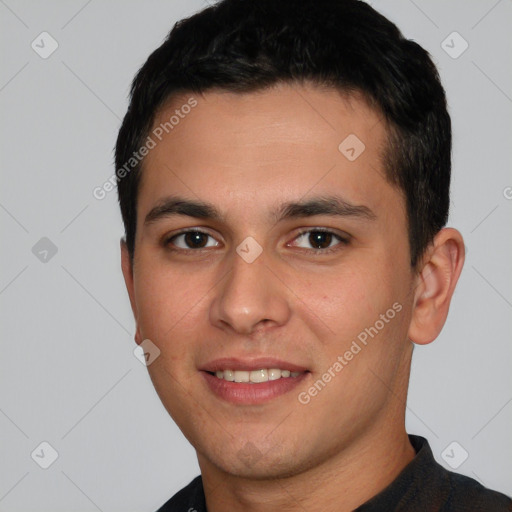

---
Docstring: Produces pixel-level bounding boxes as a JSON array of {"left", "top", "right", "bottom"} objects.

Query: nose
[{"left": 210, "top": 248, "right": 291, "bottom": 336}]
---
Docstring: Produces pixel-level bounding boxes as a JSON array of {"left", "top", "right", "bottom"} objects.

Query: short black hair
[{"left": 115, "top": 0, "right": 451, "bottom": 267}]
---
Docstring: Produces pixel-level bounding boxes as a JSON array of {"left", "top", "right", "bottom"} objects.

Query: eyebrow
[
  {"left": 143, "top": 194, "right": 376, "bottom": 226},
  {"left": 144, "top": 197, "right": 222, "bottom": 226},
  {"left": 275, "top": 195, "right": 376, "bottom": 222}
]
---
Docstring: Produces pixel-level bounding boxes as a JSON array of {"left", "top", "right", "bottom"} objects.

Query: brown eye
[
  {"left": 183, "top": 232, "right": 208, "bottom": 248},
  {"left": 291, "top": 229, "right": 349, "bottom": 253},
  {"left": 308, "top": 231, "right": 334, "bottom": 249},
  {"left": 167, "top": 231, "right": 219, "bottom": 250}
]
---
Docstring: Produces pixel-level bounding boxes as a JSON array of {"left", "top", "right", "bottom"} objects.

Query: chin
[{"left": 198, "top": 440, "right": 314, "bottom": 481}]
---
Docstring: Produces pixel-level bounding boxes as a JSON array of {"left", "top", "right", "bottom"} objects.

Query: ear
[
  {"left": 408, "top": 228, "right": 465, "bottom": 345},
  {"left": 120, "top": 238, "right": 142, "bottom": 344}
]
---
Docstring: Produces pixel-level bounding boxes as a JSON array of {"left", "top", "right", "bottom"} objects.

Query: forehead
[{"left": 137, "top": 83, "right": 400, "bottom": 223}]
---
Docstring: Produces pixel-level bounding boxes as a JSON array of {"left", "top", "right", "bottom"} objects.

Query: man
[{"left": 116, "top": 0, "right": 512, "bottom": 510}]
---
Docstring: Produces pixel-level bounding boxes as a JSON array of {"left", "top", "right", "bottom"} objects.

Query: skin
[{"left": 121, "top": 82, "right": 465, "bottom": 511}]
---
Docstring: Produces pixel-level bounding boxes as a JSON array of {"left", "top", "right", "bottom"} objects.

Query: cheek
[
  {"left": 133, "top": 261, "right": 210, "bottom": 421},
  {"left": 295, "top": 252, "right": 411, "bottom": 370},
  {"left": 133, "top": 259, "right": 209, "bottom": 350},
  {"left": 295, "top": 263, "right": 411, "bottom": 420},
  {"left": 295, "top": 262, "right": 392, "bottom": 339}
]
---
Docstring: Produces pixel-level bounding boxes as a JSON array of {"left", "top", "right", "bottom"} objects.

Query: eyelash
[{"left": 163, "top": 228, "right": 349, "bottom": 255}]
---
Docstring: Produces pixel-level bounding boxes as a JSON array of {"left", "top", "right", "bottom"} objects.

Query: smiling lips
[
  {"left": 201, "top": 358, "right": 309, "bottom": 404},
  {"left": 213, "top": 368, "right": 302, "bottom": 383}
]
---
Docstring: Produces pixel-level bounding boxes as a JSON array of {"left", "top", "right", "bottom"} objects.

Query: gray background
[{"left": 0, "top": 0, "right": 511, "bottom": 510}]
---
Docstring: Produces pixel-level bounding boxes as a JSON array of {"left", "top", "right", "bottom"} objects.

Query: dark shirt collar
[{"left": 356, "top": 435, "right": 440, "bottom": 510}]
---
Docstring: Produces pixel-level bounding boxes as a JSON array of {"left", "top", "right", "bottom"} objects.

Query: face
[{"left": 122, "top": 83, "right": 418, "bottom": 479}]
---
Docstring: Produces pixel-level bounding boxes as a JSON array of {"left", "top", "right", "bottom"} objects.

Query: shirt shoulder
[
  {"left": 155, "top": 476, "right": 206, "bottom": 512},
  {"left": 357, "top": 436, "right": 512, "bottom": 512},
  {"left": 440, "top": 469, "right": 512, "bottom": 512}
]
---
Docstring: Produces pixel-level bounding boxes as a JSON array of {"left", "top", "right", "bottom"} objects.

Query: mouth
[
  {"left": 209, "top": 368, "right": 303, "bottom": 383},
  {"left": 200, "top": 358, "right": 309, "bottom": 404}
]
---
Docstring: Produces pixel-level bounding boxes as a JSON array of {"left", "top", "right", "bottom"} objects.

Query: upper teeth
[{"left": 215, "top": 369, "right": 301, "bottom": 383}]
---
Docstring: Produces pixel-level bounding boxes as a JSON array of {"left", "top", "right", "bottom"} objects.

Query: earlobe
[
  {"left": 120, "top": 239, "right": 142, "bottom": 345},
  {"left": 408, "top": 228, "right": 465, "bottom": 345}
]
